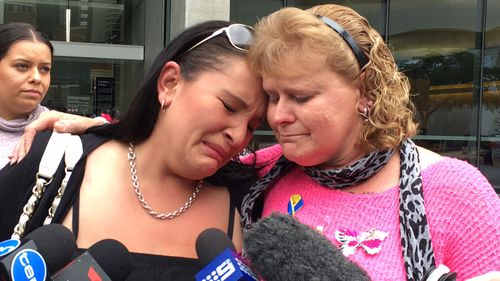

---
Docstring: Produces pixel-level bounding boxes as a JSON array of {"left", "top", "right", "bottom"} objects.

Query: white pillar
[{"left": 170, "top": 0, "right": 230, "bottom": 39}]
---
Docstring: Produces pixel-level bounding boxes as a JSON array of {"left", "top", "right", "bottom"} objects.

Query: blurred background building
[{"left": 1, "top": 0, "right": 499, "bottom": 192}]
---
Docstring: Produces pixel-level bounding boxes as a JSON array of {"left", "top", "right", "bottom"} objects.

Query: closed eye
[
  {"left": 221, "top": 100, "right": 236, "bottom": 113},
  {"left": 291, "top": 95, "right": 311, "bottom": 103}
]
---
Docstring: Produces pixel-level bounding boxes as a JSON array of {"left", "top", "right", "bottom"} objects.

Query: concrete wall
[{"left": 170, "top": 0, "right": 229, "bottom": 39}]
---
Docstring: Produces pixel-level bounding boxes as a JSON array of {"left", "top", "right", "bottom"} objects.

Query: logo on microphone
[
  {"left": 196, "top": 249, "right": 258, "bottom": 281},
  {"left": 10, "top": 249, "right": 47, "bottom": 281},
  {"left": 0, "top": 239, "right": 21, "bottom": 257},
  {"left": 217, "top": 259, "right": 236, "bottom": 280},
  {"left": 200, "top": 258, "right": 236, "bottom": 281}
]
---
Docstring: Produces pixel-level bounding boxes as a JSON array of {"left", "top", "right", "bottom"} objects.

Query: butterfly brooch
[{"left": 334, "top": 228, "right": 389, "bottom": 256}]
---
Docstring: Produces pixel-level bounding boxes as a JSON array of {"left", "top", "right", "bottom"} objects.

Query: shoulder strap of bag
[
  {"left": 11, "top": 132, "right": 83, "bottom": 239},
  {"left": 43, "top": 135, "right": 83, "bottom": 225}
]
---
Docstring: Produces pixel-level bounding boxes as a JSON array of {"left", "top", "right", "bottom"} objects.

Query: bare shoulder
[{"left": 416, "top": 145, "right": 443, "bottom": 170}]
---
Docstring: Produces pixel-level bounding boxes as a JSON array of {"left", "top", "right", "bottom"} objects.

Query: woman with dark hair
[
  {"left": 0, "top": 20, "right": 265, "bottom": 280},
  {"left": 0, "top": 22, "right": 53, "bottom": 167},
  {"left": 0, "top": 23, "right": 106, "bottom": 167}
]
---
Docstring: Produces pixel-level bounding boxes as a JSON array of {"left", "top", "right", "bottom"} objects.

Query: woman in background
[
  {"left": 0, "top": 22, "right": 52, "bottom": 167},
  {"left": 0, "top": 23, "right": 106, "bottom": 167}
]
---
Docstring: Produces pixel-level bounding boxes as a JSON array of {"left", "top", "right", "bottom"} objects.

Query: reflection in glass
[
  {"left": 2, "top": 0, "right": 144, "bottom": 45},
  {"left": 43, "top": 57, "right": 143, "bottom": 120},
  {"left": 481, "top": 0, "right": 500, "bottom": 190},
  {"left": 390, "top": 0, "right": 482, "bottom": 166}
]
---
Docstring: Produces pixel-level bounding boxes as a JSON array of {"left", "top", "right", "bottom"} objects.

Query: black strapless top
[{"left": 72, "top": 189, "right": 235, "bottom": 280}]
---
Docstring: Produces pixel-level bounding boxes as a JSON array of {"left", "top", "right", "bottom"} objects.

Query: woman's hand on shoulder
[
  {"left": 466, "top": 271, "right": 500, "bottom": 281},
  {"left": 9, "top": 111, "right": 107, "bottom": 164}
]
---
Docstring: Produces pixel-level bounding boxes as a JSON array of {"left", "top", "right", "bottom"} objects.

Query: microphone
[
  {"left": 51, "top": 239, "right": 132, "bottom": 281},
  {"left": 195, "top": 228, "right": 258, "bottom": 281},
  {"left": 243, "top": 213, "right": 371, "bottom": 281},
  {"left": 0, "top": 224, "right": 77, "bottom": 281}
]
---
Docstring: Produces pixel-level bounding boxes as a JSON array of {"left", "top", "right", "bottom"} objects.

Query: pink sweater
[{"left": 255, "top": 144, "right": 500, "bottom": 281}]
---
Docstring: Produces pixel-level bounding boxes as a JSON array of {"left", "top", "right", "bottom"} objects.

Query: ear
[
  {"left": 157, "top": 61, "right": 182, "bottom": 107},
  {"left": 356, "top": 72, "right": 373, "bottom": 111}
]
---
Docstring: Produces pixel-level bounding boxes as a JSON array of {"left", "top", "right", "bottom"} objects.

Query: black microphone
[
  {"left": 51, "top": 239, "right": 132, "bottom": 281},
  {"left": 0, "top": 224, "right": 77, "bottom": 281},
  {"left": 195, "top": 228, "right": 258, "bottom": 281},
  {"left": 243, "top": 213, "right": 371, "bottom": 281}
]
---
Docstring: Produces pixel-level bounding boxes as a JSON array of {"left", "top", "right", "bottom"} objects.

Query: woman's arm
[{"left": 9, "top": 111, "right": 106, "bottom": 164}]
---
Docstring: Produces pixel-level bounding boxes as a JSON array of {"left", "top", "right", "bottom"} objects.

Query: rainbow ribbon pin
[{"left": 287, "top": 194, "right": 304, "bottom": 217}]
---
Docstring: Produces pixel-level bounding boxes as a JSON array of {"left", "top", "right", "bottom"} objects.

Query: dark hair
[
  {"left": 89, "top": 20, "right": 246, "bottom": 143},
  {"left": 88, "top": 20, "right": 259, "bottom": 187},
  {"left": 0, "top": 22, "right": 54, "bottom": 60}
]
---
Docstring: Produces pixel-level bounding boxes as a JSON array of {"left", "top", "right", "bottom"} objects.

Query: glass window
[
  {"left": 2, "top": 0, "right": 153, "bottom": 121},
  {"left": 45, "top": 56, "right": 143, "bottom": 120},
  {"left": 3, "top": 1, "right": 144, "bottom": 45},
  {"left": 230, "top": 0, "right": 282, "bottom": 26},
  {"left": 481, "top": 0, "right": 500, "bottom": 191},
  {"left": 390, "top": 0, "right": 483, "bottom": 166}
]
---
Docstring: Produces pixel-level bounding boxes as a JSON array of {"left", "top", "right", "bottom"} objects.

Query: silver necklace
[{"left": 127, "top": 142, "right": 203, "bottom": 220}]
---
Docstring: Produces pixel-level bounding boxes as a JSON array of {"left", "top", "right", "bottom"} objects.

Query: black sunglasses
[{"left": 316, "top": 15, "right": 368, "bottom": 69}]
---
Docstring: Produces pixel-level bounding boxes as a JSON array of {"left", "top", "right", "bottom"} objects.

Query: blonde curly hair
[{"left": 248, "top": 5, "right": 418, "bottom": 150}]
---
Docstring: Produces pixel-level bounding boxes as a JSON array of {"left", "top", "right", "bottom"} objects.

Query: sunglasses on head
[{"left": 182, "top": 23, "right": 254, "bottom": 56}]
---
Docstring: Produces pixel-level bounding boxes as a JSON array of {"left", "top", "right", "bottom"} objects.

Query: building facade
[{"left": 2, "top": 0, "right": 499, "bottom": 191}]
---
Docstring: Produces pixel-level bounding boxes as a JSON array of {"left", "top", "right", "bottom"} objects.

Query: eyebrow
[
  {"left": 282, "top": 84, "right": 324, "bottom": 95},
  {"left": 222, "top": 89, "right": 250, "bottom": 109},
  {"left": 264, "top": 79, "right": 326, "bottom": 94},
  {"left": 12, "top": 57, "right": 52, "bottom": 64}
]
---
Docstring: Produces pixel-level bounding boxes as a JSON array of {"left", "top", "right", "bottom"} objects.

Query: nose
[
  {"left": 30, "top": 68, "right": 41, "bottom": 84},
  {"left": 223, "top": 122, "right": 249, "bottom": 150},
  {"left": 268, "top": 98, "right": 295, "bottom": 127}
]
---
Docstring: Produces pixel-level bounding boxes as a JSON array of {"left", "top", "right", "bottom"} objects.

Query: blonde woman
[{"left": 241, "top": 5, "right": 500, "bottom": 281}]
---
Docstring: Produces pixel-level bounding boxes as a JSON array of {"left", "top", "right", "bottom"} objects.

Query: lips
[
  {"left": 278, "top": 133, "right": 307, "bottom": 141},
  {"left": 203, "top": 141, "right": 231, "bottom": 163},
  {"left": 22, "top": 89, "right": 42, "bottom": 98}
]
